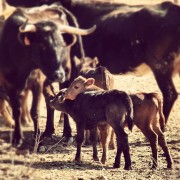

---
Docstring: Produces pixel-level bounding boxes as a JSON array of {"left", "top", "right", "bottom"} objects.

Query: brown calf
[
  {"left": 64, "top": 76, "right": 173, "bottom": 169},
  {"left": 71, "top": 56, "right": 115, "bottom": 147}
]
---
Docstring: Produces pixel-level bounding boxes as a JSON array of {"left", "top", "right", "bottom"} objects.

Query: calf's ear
[{"left": 85, "top": 78, "right": 95, "bottom": 87}]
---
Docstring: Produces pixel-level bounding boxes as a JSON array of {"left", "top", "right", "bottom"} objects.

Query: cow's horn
[
  {"left": 19, "top": 19, "right": 36, "bottom": 33},
  {"left": 59, "top": 25, "right": 96, "bottom": 35}
]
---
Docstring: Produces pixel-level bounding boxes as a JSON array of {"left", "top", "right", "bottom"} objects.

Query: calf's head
[
  {"left": 49, "top": 88, "right": 67, "bottom": 111},
  {"left": 64, "top": 76, "right": 95, "bottom": 100}
]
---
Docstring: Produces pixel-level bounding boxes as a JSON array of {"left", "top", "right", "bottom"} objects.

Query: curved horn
[
  {"left": 59, "top": 25, "right": 96, "bottom": 35},
  {"left": 67, "top": 34, "right": 77, "bottom": 47},
  {"left": 19, "top": 19, "right": 36, "bottom": 33}
]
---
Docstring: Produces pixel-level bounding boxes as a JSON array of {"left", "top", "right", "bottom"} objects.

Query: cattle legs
[
  {"left": 29, "top": 82, "right": 42, "bottom": 142},
  {"left": 152, "top": 120, "right": 173, "bottom": 168},
  {"left": 62, "top": 114, "right": 72, "bottom": 140},
  {"left": 75, "top": 124, "right": 99, "bottom": 162},
  {"left": 98, "top": 123, "right": 113, "bottom": 164},
  {"left": 75, "top": 125, "right": 84, "bottom": 162},
  {"left": 9, "top": 92, "right": 23, "bottom": 147},
  {"left": 113, "top": 126, "right": 132, "bottom": 170},
  {"left": 89, "top": 127, "right": 99, "bottom": 161},
  {"left": 153, "top": 71, "right": 178, "bottom": 124},
  {"left": 42, "top": 81, "right": 56, "bottom": 137}
]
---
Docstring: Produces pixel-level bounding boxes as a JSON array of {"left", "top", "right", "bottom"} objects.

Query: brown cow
[{"left": 64, "top": 76, "right": 173, "bottom": 169}]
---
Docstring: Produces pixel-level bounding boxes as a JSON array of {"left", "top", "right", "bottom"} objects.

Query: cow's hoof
[
  {"left": 93, "top": 156, "right": 99, "bottom": 162},
  {"left": 124, "top": 166, "right": 132, "bottom": 170},
  {"left": 64, "top": 137, "right": 74, "bottom": 146},
  {"left": 151, "top": 165, "right": 157, "bottom": 169},
  {"left": 109, "top": 144, "right": 115, "bottom": 150},
  {"left": 41, "top": 131, "right": 54, "bottom": 138},
  {"left": 113, "top": 163, "right": 120, "bottom": 168},
  {"left": 167, "top": 164, "right": 173, "bottom": 169},
  {"left": 12, "top": 138, "right": 23, "bottom": 148},
  {"left": 101, "top": 158, "right": 106, "bottom": 164},
  {"left": 75, "top": 156, "right": 81, "bottom": 163},
  {"left": 16, "top": 148, "right": 30, "bottom": 156}
]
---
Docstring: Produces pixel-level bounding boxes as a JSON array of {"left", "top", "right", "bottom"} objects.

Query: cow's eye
[{"left": 74, "top": 86, "right": 79, "bottom": 89}]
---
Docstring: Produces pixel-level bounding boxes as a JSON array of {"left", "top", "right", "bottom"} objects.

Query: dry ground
[
  {"left": 0, "top": 0, "right": 179, "bottom": 179},
  {"left": 0, "top": 71, "right": 179, "bottom": 180}
]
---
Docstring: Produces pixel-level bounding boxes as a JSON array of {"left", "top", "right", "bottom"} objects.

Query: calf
[
  {"left": 64, "top": 76, "right": 173, "bottom": 169},
  {"left": 50, "top": 87, "right": 134, "bottom": 170},
  {"left": 60, "top": 56, "right": 115, "bottom": 143}
]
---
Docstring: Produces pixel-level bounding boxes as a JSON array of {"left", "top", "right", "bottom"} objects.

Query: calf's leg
[
  {"left": 113, "top": 126, "right": 131, "bottom": 170},
  {"left": 62, "top": 114, "right": 72, "bottom": 140},
  {"left": 89, "top": 127, "right": 99, "bottom": 161},
  {"left": 139, "top": 126, "right": 158, "bottom": 168},
  {"left": 98, "top": 123, "right": 112, "bottom": 164},
  {"left": 152, "top": 121, "right": 173, "bottom": 168},
  {"left": 75, "top": 124, "right": 85, "bottom": 162}
]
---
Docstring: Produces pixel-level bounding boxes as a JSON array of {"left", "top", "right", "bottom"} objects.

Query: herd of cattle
[{"left": 0, "top": 0, "right": 179, "bottom": 170}]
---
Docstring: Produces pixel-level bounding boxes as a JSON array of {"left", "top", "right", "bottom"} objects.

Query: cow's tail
[
  {"left": 124, "top": 94, "right": 134, "bottom": 131},
  {"left": 148, "top": 93, "right": 166, "bottom": 132}
]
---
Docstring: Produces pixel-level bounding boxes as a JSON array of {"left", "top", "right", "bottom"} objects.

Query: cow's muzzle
[{"left": 52, "top": 70, "right": 66, "bottom": 83}]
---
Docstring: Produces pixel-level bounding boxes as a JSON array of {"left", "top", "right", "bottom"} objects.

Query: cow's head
[{"left": 18, "top": 6, "right": 96, "bottom": 83}]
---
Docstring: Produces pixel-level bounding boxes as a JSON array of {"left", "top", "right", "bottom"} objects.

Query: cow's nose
[{"left": 53, "top": 70, "right": 65, "bottom": 82}]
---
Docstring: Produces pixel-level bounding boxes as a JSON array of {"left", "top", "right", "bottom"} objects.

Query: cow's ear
[
  {"left": 73, "top": 56, "right": 81, "bottom": 67},
  {"left": 93, "top": 57, "right": 99, "bottom": 65},
  {"left": 62, "top": 33, "right": 77, "bottom": 47},
  {"left": 24, "top": 36, "right": 31, "bottom": 45},
  {"left": 85, "top": 78, "right": 95, "bottom": 87},
  {"left": 18, "top": 33, "right": 31, "bottom": 46}
]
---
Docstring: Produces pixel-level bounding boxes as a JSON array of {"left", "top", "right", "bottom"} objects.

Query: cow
[
  {"left": 0, "top": 3, "right": 96, "bottom": 147},
  {"left": 50, "top": 87, "right": 134, "bottom": 170},
  {"left": 6, "top": 0, "right": 180, "bottom": 136},
  {"left": 64, "top": 75, "right": 173, "bottom": 169},
  {"left": 57, "top": 0, "right": 180, "bottom": 124}
]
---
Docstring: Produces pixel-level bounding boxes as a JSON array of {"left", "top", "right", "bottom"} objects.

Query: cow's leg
[
  {"left": 21, "top": 89, "right": 32, "bottom": 126},
  {"left": 152, "top": 70, "right": 178, "bottom": 124},
  {"left": 30, "top": 82, "right": 42, "bottom": 143},
  {"left": 0, "top": 99, "right": 14, "bottom": 128},
  {"left": 152, "top": 119, "right": 173, "bottom": 168},
  {"left": 42, "top": 81, "right": 55, "bottom": 137},
  {"left": 9, "top": 91, "right": 23, "bottom": 147},
  {"left": 109, "top": 128, "right": 115, "bottom": 150},
  {"left": 89, "top": 127, "right": 99, "bottom": 161},
  {"left": 98, "top": 123, "right": 111, "bottom": 164},
  {"left": 75, "top": 124, "right": 84, "bottom": 162}
]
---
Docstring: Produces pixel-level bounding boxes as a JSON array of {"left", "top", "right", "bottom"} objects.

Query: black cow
[
  {"left": 7, "top": 0, "right": 180, "bottom": 133},
  {"left": 0, "top": 3, "right": 95, "bottom": 146},
  {"left": 58, "top": 0, "right": 180, "bottom": 124}
]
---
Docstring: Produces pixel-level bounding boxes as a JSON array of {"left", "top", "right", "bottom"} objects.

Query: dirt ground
[
  {"left": 0, "top": 70, "right": 179, "bottom": 180},
  {"left": 0, "top": 0, "right": 180, "bottom": 180}
]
